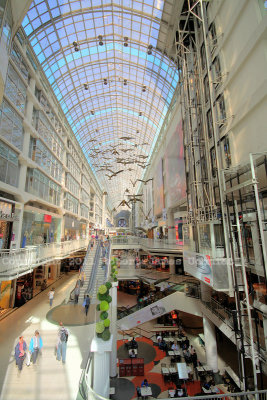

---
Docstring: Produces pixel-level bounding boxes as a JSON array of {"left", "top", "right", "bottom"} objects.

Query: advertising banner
[
  {"left": 184, "top": 250, "right": 230, "bottom": 290},
  {"left": 120, "top": 301, "right": 167, "bottom": 330}
]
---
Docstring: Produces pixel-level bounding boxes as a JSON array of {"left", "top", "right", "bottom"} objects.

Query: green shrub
[
  {"left": 101, "top": 328, "right": 111, "bottom": 341},
  {"left": 96, "top": 321, "right": 105, "bottom": 334},
  {"left": 97, "top": 293, "right": 107, "bottom": 301},
  {"left": 105, "top": 294, "right": 112, "bottom": 303},
  {"left": 96, "top": 304, "right": 100, "bottom": 311},
  {"left": 104, "top": 318, "right": 110, "bottom": 327},
  {"left": 98, "top": 285, "right": 107, "bottom": 294},
  {"left": 100, "top": 300, "right": 109, "bottom": 311},
  {"left": 105, "top": 282, "right": 112, "bottom": 290},
  {"left": 100, "top": 311, "right": 108, "bottom": 320}
]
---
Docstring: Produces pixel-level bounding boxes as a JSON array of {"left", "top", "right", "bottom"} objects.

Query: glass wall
[
  {"left": 80, "top": 204, "right": 89, "bottom": 219},
  {"left": 67, "top": 153, "right": 81, "bottom": 182},
  {"left": 25, "top": 168, "right": 61, "bottom": 206},
  {"left": 0, "top": 100, "right": 24, "bottom": 150},
  {"left": 33, "top": 111, "right": 64, "bottom": 161},
  {"left": 21, "top": 210, "right": 61, "bottom": 246},
  {"left": 10, "top": 44, "right": 29, "bottom": 81},
  {"left": 29, "top": 137, "right": 63, "bottom": 183},
  {"left": 5, "top": 64, "right": 27, "bottom": 113},
  {"left": 65, "top": 173, "right": 80, "bottom": 197},
  {"left": 64, "top": 192, "right": 79, "bottom": 214},
  {"left": 0, "top": 140, "right": 19, "bottom": 187}
]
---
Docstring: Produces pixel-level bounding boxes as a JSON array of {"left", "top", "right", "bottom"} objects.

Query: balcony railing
[
  {"left": 0, "top": 239, "right": 89, "bottom": 280},
  {"left": 111, "top": 236, "right": 183, "bottom": 251}
]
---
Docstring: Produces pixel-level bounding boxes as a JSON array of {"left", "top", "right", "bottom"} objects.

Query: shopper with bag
[
  {"left": 83, "top": 295, "right": 91, "bottom": 316},
  {"left": 28, "top": 330, "right": 43, "bottom": 365},
  {"left": 56, "top": 322, "right": 69, "bottom": 364}
]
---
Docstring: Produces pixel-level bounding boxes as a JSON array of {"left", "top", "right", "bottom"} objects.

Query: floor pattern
[{"left": 46, "top": 303, "right": 96, "bottom": 326}]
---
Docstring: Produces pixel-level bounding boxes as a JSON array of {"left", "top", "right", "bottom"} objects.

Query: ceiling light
[
  {"left": 139, "top": 112, "right": 142, "bottom": 116},
  {"left": 124, "top": 79, "right": 127, "bottom": 86},
  {"left": 84, "top": 84, "right": 88, "bottom": 90},
  {"left": 98, "top": 35, "right": 103, "bottom": 46},
  {"left": 147, "top": 44, "right": 153, "bottom": 55},
  {"left": 91, "top": 110, "right": 95, "bottom": 115},
  {"left": 124, "top": 36, "right": 128, "bottom": 47},
  {"left": 96, "top": 129, "right": 98, "bottom": 133},
  {"left": 104, "top": 78, "right": 108, "bottom": 85},
  {"left": 73, "top": 41, "right": 78, "bottom": 47},
  {"left": 142, "top": 85, "right": 146, "bottom": 92},
  {"left": 136, "top": 130, "right": 139, "bottom": 133}
]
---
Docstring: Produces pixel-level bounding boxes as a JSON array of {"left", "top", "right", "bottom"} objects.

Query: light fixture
[
  {"left": 91, "top": 110, "right": 95, "bottom": 115},
  {"left": 136, "top": 130, "right": 139, "bottom": 133},
  {"left": 124, "top": 36, "right": 128, "bottom": 47},
  {"left": 84, "top": 83, "right": 88, "bottom": 90},
  {"left": 73, "top": 41, "right": 79, "bottom": 52},
  {"left": 104, "top": 78, "right": 108, "bottom": 85},
  {"left": 139, "top": 112, "right": 142, "bottom": 117},
  {"left": 147, "top": 44, "right": 153, "bottom": 55},
  {"left": 95, "top": 129, "right": 98, "bottom": 133},
  {"left": 98, "top": 35, "right": 103, "bottom": 46},
  {"left": 123, "top": 79, "right": 127, "bottom": 86},
  {"left": 142, "top": 85, "right": 146, "bottom": 92}
]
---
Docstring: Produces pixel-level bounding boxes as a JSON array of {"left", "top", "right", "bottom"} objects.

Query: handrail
[
  {"left": 0, "top": 239, "right": 89, "bottom": 280},
  {"left": 85, "top": 241, "right": 101, "bottom": 297}
]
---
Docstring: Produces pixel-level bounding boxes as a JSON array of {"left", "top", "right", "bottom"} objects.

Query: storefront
[
  {"left": 0, "top": 199, "right": 17, "bottom": 249},
  {"left": 79, "top": 221, "right": 87, "bottom": 239},
  {"left": 64, "top": 214, "right": 80, "bottom": 240},
  {"left": 21, "top": 207, "right": 61, "bottom": 247}
]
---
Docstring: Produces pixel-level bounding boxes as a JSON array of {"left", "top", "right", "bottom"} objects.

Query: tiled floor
[{"left": 0, "top": 273, "right": 95, "bottom": 400}]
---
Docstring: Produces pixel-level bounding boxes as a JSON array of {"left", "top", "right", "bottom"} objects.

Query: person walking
[
  {"left": 79, "top": 271, "right": 85, "bottom": 287},
  {"left": 28, "top": 330, "right": 43, "bottom": 365},
  {"left": 74, "top": 284, "right": 80, "bottom": 304},
  {"left": 84, "top": 295, "right": 91, "bottom": 316},
  {"left": 48, "top": 287, "right": 55, "bottom": 308},
  {"left": 15, "top": 336, "right": 27, "bottom": 372},
  {"left": 57, "top": 322, "right": 69, "bottom": 364}
]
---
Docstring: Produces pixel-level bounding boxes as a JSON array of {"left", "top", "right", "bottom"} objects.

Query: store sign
[
  {"left": 0, "top": 201, "right": 18, "bottom": 221},
  {"left": 44, "top": 214, "right": 52, "bottom": 223}
]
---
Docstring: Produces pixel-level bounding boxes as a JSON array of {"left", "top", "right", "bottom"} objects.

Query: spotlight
[
  {"left": 147, "top": 44, "right": 153, "bottom": 55},
  {"left": 73, "top": 41, "right": 78, "bottom": 47},
  {"left": 74, "top": 47, "right": 79, "bottom": 52},
  {"left": 136, "top": 130, "right": 139, "bottom": 133},
  {"left": 123, "top": 79, "right": 127, "bottom": 86},
  {"left": 98, "top": 35, "right": 103, "bottom": 46},
  {"left": 142, "top": 85, "right": 146, "bottom": 92},
  {"left": 139, "top": 112, "right": 142, "bottom": 116},
  {"left": 84, "top": 84, "right": 88, "bottom": 90},
  {"left": 124, "top": 36, "right": 128, "bottom": 47},
  {"left": 104, "top": 78, "right": 108, "bottom": 85},
  {"left": 91, "top": 110, "right": 95, "bottom": 115}
]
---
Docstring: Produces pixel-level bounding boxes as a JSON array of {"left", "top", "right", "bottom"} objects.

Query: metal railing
[
  {"left": 79, "top": 350, "right": 267, "bottom": 400},
  {"left": 111, "top": 236, "right": 183, "bottom": 251},
  {"left": 0, "top": 239, "right": 89, "bottom": 280}
]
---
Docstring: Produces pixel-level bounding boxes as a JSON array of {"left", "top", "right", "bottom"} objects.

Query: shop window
[
  {"left": 210, "top": 147, "right": 217, "bottom": 177},
  {"left": 222, "top": 135, "right": 231, "bottom": 168},
  {"left": 5, "top": 64, "right": 27, "bottom": 113},
  {"left": 216, "top": 94, "right": 226, "bottom": 126},
  {"left": 214, "top": 224, "right": 224, "bottom": 248},
  {"left": 0, "top": 100, "right": 24, "bottom": 150},
  {"left": 0, "top": 140, "right": 19, "bottom": 187},
  {"left": 26, "top": 168, "right": 61, "bottom": 206},
  {"left": 204, "top": 75, "right": 209, "bottom": 104},
  {"left": 207, "top": 109, "right": 213, "bottom": 138}
]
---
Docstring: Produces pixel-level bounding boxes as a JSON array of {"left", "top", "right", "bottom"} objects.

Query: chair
[{"left": 136, "top": 386, "right": 141, "bottom": 399}]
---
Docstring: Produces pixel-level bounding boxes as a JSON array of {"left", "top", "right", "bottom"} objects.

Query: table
[
  {"left": 109, "top": 387, "right": 115, "bottom": 395},
  {"left": 169, "top": 367, "right": 177, "bottom": 374},
  {"left": 177, "top": 362, "right": 189, "bottom": 380},
  {"left": 168, "top": 389, "right": 176, "bottom": 398},
  {"left": 129, "top": 349, "right": 138, "bottom": 356},
  {"left": 141, "top": 386, "right": 152, "bottom": 397},
  {"left": 174, "top": 350, "right": 181, "bottom": 356},
  {"left": 197, "top": 366, "right": 205, "bottom": 372},
  {"left": 161, "top": 367, "right": 169, "bottom": 374},
  {"left": 168, "top": 351, "right": 174, "bottom": 356},
  {"left": 202, "top": 365, "right": 213, "bottom": 372}
]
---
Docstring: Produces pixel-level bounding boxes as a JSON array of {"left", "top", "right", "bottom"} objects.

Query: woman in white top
[{"left": 48, "top": 288, "right": 55, "bottom": 307}]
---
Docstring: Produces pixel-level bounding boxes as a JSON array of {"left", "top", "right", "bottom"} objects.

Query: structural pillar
[
  {"left": 110, "top": 281, "right": 118, "bottom": 377},
  {"left": 90, "top": 336, "right": 113, "bottom": 398},
  {"left": 167, "top": 209, "right": 176, "bottom": 241},
  {"left": 203, "top": 315, "right": 218, "bottom": 372},
  {"left": 169, "top": 255, "right": 175, "bottom": 275}
]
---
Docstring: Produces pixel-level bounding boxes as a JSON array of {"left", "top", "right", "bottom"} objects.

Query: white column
[
  {"left": 203, "top": 315, "right": 218, "bottom": 372},
  {"left": 90, "top": 336, "right": 113, "bottom": 398},
  {"left": 110, "top": 281, "right": 118, "bottom": 377},
  {"left": 167, "top": 209, "right": 175, "bottom": 240}
]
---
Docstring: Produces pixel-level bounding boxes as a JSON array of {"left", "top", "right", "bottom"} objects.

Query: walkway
[{"left": 0, "top": 274, "right": 95, "bottom": 400}]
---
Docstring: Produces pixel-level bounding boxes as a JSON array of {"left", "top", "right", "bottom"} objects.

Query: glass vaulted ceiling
[{"left": 22, "top": 0, "right": 179, "bottom": 209}]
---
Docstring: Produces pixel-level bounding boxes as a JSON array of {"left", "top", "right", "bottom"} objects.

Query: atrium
[{"left": 0, "top": 1, "right": 266, "bottom": 400}]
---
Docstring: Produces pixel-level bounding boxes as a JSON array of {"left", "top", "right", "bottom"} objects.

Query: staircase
[{"left": 78, "top": 246, "right": 97, "bottom": 304}]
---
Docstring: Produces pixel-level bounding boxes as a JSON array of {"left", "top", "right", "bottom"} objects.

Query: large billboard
[
  {"left": 153, "top": 159, "right": 164, "bottom": 216},
  {"left": 164, "top": 120, "right": 186, "bottom": 208}
]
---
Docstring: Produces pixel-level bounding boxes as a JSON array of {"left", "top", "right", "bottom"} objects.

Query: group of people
[{"left": 14, "top": 322, "right": 69, "bottom": 372}]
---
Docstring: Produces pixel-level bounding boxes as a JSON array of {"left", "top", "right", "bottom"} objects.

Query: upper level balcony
[
  {"left": 0, "top": 239, "right": 89, "bottom": 281},
  {"left": 111, "top": 236, "right": 183, "bottom": 254}
]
